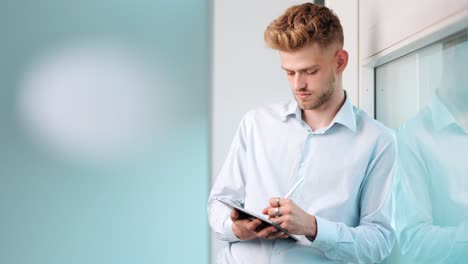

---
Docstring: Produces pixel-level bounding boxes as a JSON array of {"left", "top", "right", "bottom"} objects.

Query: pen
[{"left": 285, "top": 177, "right": 304, "bottom": 198}]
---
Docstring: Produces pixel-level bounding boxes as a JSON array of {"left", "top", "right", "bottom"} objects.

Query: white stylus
[{"left": 285, "top": 177, "right": 304, "bottom": 198}]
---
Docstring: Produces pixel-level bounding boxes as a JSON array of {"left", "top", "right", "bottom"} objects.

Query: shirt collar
[
  {"left": 281, "top": 100, "right": 298, "bottom": 121},
  {"left": 280, "top": 90, "right": 357, "bottom": 132},
  {"left": 430, "top": 93, "right": 458, "bottom": 131},
  {"left": 333, "top": 91, "right": 357, "bottom": 132}
]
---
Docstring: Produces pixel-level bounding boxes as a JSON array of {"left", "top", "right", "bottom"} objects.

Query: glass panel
[
  {"left": 376, "top": 30, "right": 468, "bottom": 263},
  {"left": 0, "top": 1, "right": 210, "bottom": 263}
]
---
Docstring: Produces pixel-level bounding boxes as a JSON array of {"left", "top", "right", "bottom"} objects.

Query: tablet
[{"left": 217, "top": 198, "right": 299, "bottom": 242}]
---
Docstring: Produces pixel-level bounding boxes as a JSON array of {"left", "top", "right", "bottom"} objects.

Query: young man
[{"left": 208, "top": 3, "right": 396, "bottom": 263}]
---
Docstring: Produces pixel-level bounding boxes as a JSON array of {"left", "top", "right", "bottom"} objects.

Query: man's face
[{"left": 279, "top": 43, "right": 340, "bottom": 110}]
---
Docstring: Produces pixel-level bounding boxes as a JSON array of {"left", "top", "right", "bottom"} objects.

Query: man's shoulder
[
  {"left": 243, "top": 100, "right": 294, "bottom": 123},
  {"left": 398, "top": 107, "right": 432, "bottom": 134},
  {"left": 354, "top": 106, "right": 395, "bottom": 144},
  {"left": 396, "top": 106, "right": 433, "bottom": 146}
]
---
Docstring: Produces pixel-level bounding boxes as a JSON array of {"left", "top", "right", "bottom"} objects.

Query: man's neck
[{"left": 302, "top": 88, "right": 346, "bottom": 131}]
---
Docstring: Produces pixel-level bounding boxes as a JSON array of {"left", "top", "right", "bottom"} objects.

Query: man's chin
[
  {"left": 299, "top": 102, "right": 320, "bottom": 110},
  {"left": 295, "top": 97, "right": 315, "bottom": 109}
]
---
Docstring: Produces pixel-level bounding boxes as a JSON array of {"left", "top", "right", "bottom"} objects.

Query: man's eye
[
  {"left": 306, "top": 70, "right": 318, "bottom": 75},
  {"left": 286, "top": 71, "right": 295, "bottom": 76}
]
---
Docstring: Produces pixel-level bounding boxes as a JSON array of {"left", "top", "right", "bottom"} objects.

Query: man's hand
[
  {"left": 262, "top": 197, "right": 317, "bottom": 239},
  {"left": 231, "top": 208, "right": 288, "bottom": 240}
]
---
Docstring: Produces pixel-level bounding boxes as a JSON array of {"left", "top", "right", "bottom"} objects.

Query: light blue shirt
[
  {"left": 208, "top": 93, "right": 396, "bottom": 263},
  {"left": 394, "top": 94, "right": 468, "bottom": 263}
]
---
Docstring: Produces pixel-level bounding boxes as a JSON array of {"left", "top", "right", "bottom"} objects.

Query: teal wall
[{"left": 0, "top": 1, "right": 210, "bottom": 263}]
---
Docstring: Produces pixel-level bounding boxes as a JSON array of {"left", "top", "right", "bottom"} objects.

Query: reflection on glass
[{"left": 394, "top": 30, "right": 468, "bottom": 263}]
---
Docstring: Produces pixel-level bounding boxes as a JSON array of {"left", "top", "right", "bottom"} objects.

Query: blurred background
[
  {"left": 1, "top": 1, "right": 209, "bottom": 263},
  {"left": 1, "top": 0, "right": 467, "bottom": 263}
]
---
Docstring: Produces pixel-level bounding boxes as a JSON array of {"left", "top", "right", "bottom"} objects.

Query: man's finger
[
  {"left": 268, "top": 197, "right": 282, "bottom": 207},
  {"left": 244, "top": 218, "right": 261, "bottom": 232},
  {"left": 265, "top": 231, "right": 284, "bottom": 240},
  {"left": 268, "top": 207, "right": 281, "bottom": 217},
  {"left": 230, "top": 208, "right": 239, "bottom": 221},
  {"left": 269, "top": 214, "right": 288, "bottom": 225},
  {"left": 255, "top": 225, "right": 278, "bottom": 238},
  {"left": 268, "top": 197, "right": 292, "bottom": 207},
  {"left": 262, "top": 206, "right": 271, "bottom": 215}
]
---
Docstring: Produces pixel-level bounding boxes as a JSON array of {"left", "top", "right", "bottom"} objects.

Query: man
[{"left": 208, "top": 3, "right": 396, "bottom": 263}]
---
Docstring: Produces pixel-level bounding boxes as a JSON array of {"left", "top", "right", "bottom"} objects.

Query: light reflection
[
  {"left": 17, "top": 43, "right": 165, "bottom": 163},
  {"left": 394, "top": 30, "right": 468, "bottom": 263}
]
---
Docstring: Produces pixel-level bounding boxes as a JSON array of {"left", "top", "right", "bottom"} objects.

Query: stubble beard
[{"left": 298, "top": 74, "right": 336, "bottom": 110}]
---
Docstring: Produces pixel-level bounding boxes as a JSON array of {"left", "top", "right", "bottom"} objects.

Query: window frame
[{"left": 358, "top": 12, "right": 468, "bottom": 118}]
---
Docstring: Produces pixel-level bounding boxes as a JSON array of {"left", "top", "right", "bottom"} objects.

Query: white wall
[
  {"left": 326, "top": 0, "right": 359, "bottom": 104},
  {"left": 359, "top": 0, "right": 467, "bottom": 61}
]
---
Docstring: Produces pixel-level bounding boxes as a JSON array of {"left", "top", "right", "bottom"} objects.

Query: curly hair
[{"left": 264, "top": 3, "right": 343, "bottom": 51}]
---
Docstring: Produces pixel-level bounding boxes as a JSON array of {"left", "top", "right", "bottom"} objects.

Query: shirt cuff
[
  {"left": 313, "top": 215, "right": 338, "bottom": 244},
  {"left": 223, "top": 217, "right": 241, "bottom": 242}
]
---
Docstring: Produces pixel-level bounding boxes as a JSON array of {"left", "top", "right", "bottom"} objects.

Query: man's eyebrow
[{"left": 280, "top": 65, "right": 320, "bottom": 72}]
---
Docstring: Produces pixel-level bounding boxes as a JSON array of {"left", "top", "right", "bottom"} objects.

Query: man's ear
[{"left": 335, "top": 49, "right": 348, "bottom": 73}]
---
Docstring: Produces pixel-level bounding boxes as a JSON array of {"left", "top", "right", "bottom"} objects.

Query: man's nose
[{"left": 293, "top": 73, "right": 306, "bottom": 90}]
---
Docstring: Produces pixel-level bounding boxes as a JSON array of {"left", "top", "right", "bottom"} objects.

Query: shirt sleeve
[
  {"left": 307, "top": 131, "right": 397, "bottom": 263},
  {"left": 394, "top": 128, "right": 468, "bottom": 263},
  {"left": 207, "top": 113, "right": 250, "bottom": 243}
]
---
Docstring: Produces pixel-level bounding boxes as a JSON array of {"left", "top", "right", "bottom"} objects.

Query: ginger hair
[{"left": 264, "top": 3, "right": 344, "bottom": 51}]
